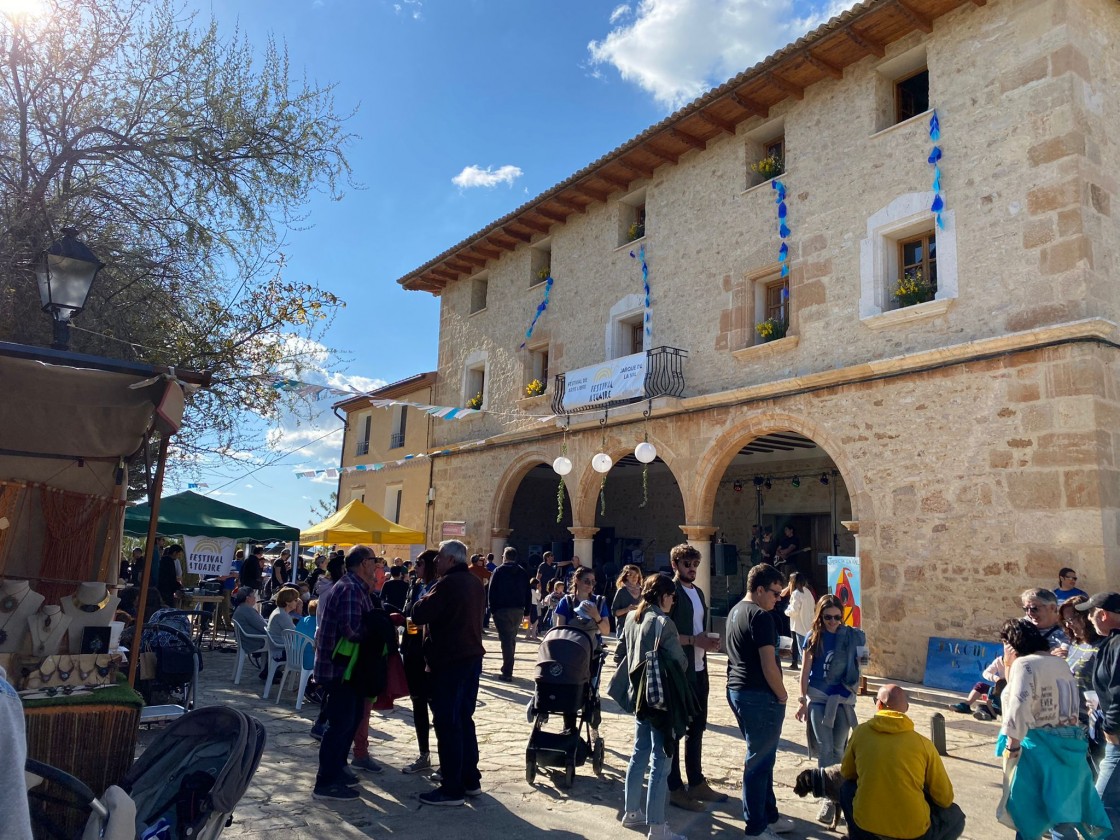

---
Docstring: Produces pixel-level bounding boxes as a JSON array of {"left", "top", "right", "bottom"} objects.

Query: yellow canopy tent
[{"left": 301, "top": 499, "right": 426, "bottom": 546}]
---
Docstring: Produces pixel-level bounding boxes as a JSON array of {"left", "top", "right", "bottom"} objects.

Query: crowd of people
[{"left": 192, "top": 542, "right": 1120, "bottom": 840}]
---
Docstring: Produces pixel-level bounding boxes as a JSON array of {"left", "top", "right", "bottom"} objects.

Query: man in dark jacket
[
  {"left": 1078, "top": 592, "right": 1120, "bottom": 836},
  {"left": 412, "top": 539, "right": 486, "bottom": 807},
  {"left": 488, "top": 546, "right": 530, "bottom": 681},
  {"left": 380, "top": 565, "right": 410, "bottom": 612},
  {"left": 240, "top": 545, "right": 265, "bottom": 592},
  {"left": 666, "top": 543, "right": 726, "bottom": 811}
]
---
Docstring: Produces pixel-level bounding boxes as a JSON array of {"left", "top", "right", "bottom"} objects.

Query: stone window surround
[
  {"left": 606, "top": 293, "right": 650, "bottom": 360},
  {"left": 461, "top": 349, "right": 489, "bottom": 410},
  {"left": 859, "top": 191, "right": 957, "bottom": 324}
]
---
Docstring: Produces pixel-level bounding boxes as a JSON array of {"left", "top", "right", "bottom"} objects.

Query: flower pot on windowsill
[
  {"left": 892, "top": 273, "right": 935, "bottom": 309},
  {"left": 754, "top": 318, "right": 788, "bottom": 343}
]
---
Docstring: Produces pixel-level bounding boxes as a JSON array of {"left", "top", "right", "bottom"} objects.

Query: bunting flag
[
  {"left": 773, "top": 180, "right": 791, "bottom": 278},
  {"left": 928, "top": 110, "right": 945, "bottom": 229},
  {"left": 370, "top": 398, "right": 481, "bottom": 420},
  {"left": 629, "top": 244, "right": 652, "bottom": 337},
  {"left": 295, "top": 438, "right": 491, "bottom": 478},
  {"left": 186, "top": 483, "right": 209, "bottom": 489},
  {"left": 271, "top": 379, "right": 362, "bottom": 400},
  {"left": 519, "top": 275, "right": 554, "bottom": 349}
]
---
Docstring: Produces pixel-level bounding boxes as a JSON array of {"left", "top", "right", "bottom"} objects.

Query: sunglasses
[
  {"left": 822, "top": 614, "right": 843, "bottom": 622},
  {"left": 766, "top": 587, "right": 783, "bottom": 597},
  {"left": 679, "top": 560, "right": 701, "bottom": 569}
]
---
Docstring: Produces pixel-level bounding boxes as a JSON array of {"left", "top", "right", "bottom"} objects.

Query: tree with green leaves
[
  {"left": 309, "top": 491, "right": 338, "bottom": 525},
  {"left": 0, "top": 0, "right": 355, "bottom": 473}
]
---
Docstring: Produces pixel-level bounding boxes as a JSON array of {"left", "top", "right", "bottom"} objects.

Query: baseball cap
[{"left": 1075, "top": 592, "right": 1120, "bottom": 612}]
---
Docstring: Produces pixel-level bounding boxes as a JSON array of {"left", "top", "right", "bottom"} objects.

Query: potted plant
[
  {"left": 525, "top": 378, "right": 545, "bottom": 397},
  {"left": 627, "top": 220, "right": 645, "bottom": 242},
  {"left": 755, "top": 317, "right": 788, "bottom": 343},
  {"left": 893, "top": 271, "right": 934, "bottom": 308},
  {"left": 536, "top": 265, "right": 551, "bottom": 283},
  {"left": 465, "top": 392, "right": 483, "bottom": 410},
  {"left": 750, "top": 154, "right": 784, "bottom": 182}
]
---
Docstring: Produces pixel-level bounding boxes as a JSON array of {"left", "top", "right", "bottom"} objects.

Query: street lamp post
[{"left": 34, "top": 228, "right": 104, "bottom": 351}]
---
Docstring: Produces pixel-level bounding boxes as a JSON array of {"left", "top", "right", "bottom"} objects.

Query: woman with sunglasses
[
  {"left": 1060, "top": 595, "right": 1106, "bottom": 773},
  {"left": 796, "top": 595, "right": 866, "bottom": 825}
]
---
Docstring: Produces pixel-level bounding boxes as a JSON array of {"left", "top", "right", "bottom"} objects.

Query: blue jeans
[
  {"left": 792, "top": 633, "right": 806, "bottom": 668},
  {"left": 430, "top": 656, "right": 483, "bottom": 798},
  {"left": 625, "top": 717, "right": 671, "bottom": 824},
  {"left": 808, "top": 701, "right": 852, "bottom": 767},
  {"left": 1096, "top": 742, "right": 1120, "bottom": 840},
  {"left": 728, "top": 688, "right": 785, "bottom": 836}
]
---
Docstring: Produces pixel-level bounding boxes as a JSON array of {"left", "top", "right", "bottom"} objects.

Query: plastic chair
[
  {"left": 275, "top": 629, "right": 316, "bottom": 710},
  {"left": 232, "top": 620, "right": 268, "bottom": 685}
]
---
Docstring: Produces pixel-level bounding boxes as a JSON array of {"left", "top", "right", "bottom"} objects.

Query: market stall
[{"left": 301, "top": 498, "right": 425, "bottom": 546}]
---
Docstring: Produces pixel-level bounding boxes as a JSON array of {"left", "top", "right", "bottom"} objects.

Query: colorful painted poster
[
  {"left": 183, "top": 534, "right": 237, "bottom": 576},
  {"left": 826, "top": 555, "right": 862, "bottom": 628}
]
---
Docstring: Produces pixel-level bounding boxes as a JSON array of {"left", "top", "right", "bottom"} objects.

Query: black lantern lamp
[{"left": 35, "top": 228, "right": 104, "bottom": 351}]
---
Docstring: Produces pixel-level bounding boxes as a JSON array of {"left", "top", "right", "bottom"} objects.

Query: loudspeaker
[{"left": 713, "top": 544, "right": 739, "bottom": 576}]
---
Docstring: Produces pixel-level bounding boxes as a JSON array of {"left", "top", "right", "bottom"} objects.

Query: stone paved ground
[{"left": 165, "top": 632, "right": 1012, "bottom": 840}]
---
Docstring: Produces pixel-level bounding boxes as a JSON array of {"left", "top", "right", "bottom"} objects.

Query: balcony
[
  {"left": 355, "top": 439, "right": 370, "bottom": 456},
  {"left": 550, "top": 345, "right": 688, "bottom": 415},
  {"left": 389, "top": 432, "right": 406, "bottom": 450}
]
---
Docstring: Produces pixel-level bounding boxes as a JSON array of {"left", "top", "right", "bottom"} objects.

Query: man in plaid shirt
[{"left": 312, "top": 544, "right": 377, "bottom": 801}]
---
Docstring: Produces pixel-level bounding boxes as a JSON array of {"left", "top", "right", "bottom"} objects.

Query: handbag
[
  {"left": 644, "top": 617, "right": 667, "bottom": 711},
  {"left": 607, "top": 648, "right": 634, "bottom": 713},
  {"left": 371, "top": 652, "right": 409, "bottom": 711}
]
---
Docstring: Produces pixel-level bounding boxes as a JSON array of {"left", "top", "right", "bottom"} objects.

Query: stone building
[
  {"left": 335, "top": 372, "right": 436, "bottom": 557},
  {"left": 395, "top": 0, "right": 1118, "bottom": 678}
]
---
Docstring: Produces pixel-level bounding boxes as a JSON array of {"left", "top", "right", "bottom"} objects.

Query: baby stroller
[
  {"left": 27, "top": 706, "right": 266, "bottom": 840},
  {"left": 524, "top": 624, "right": 605, "bottom": 788},
  {"left": 122, "top": 612, "right": 201, "bottom": 718}
]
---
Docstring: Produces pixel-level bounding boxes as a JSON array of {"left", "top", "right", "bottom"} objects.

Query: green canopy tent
[{"left": 123, "top": 490, "right": 299, "bottom": 541}]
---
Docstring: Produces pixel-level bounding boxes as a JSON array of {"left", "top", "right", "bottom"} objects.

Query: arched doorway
[{"left": 500, "top": 462, "right": 574, "bottom": 563}]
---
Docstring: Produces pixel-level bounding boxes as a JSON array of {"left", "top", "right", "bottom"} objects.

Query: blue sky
[{"left": 175, "top": 0, "right": 849, "bottom": 530}]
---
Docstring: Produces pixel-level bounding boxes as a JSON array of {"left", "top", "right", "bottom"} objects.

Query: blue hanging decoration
[
  {"left": 630, "top": 244, "right": 652, "bottom": 337},
  {"left": 773, "top": 180, "right": 791, "bottom": 277},
  {"left": 928, "top": 110, "right": 945, "bottom": 230},
  {"left": 518, "top": 275, "right": 554, "bottom": 349}
]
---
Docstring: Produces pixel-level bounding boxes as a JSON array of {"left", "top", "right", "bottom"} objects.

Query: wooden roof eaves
[{"left": 397, "top": 0, "right": 975, "bottom": 294}]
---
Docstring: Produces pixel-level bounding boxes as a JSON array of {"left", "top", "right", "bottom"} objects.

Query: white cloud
[
  {"left": 610, "top": 3, "right": 632, "bottom": 23},
  {"left": 451, "top": 164, "right": 524, "bottom": 189},
  {"left": 587, "top": 0, "right": 856, "bottom": 109},
  {"left": 392, "top": 0, "right": 422, "bottom": 20}
]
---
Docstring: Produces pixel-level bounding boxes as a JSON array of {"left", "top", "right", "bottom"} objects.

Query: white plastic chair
[
  {"left": 275, "top": 629, "right": 316, "bottom": 709},
  {"left": 260, "top": 632, "right": 286, "bottom": 700},
  {"left": 231, "top": 620, "right": 268, "bottom": 685}
]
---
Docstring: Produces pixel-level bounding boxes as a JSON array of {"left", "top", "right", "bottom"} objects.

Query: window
[
  {"left": 899, "top": 233, "right": 937, "bottom": 287},
  {"left": 745, "top": 118, "right": 786, "bottom": 188},
  {"left": 355, "top": 414, "right": 371, "bottom": 456},
  {"left": 470, "top": 275, "right": 489, "bottom": 314},
  {"left": 751, "top": 273, "right": 790, "bottom": 345},
  {"left": 607, "top": 294, "right": 649, "bottom": 359},
  {"left": 628, "top": 320, "right": 644, "bottom": 356},
  {"left": 389, "top": 404, "right": 407, "bottom": 449},
  {"left": 383, "top": 485, "right": 403, "bottom": 524},
  {"left": 530, "top": 242, "right": 551, "bottom": 287},
  {"left": 527, "top": 345, "right": 550, "bottom": 394},
  {"left": 896, "top": 68, "right": 930, "bottom": 124},
  {"left": 462, "top": 349, "right": 488, "bottom": 409},
  {"left": 618, "top": 188, "right": 648, "bottom": 246}
]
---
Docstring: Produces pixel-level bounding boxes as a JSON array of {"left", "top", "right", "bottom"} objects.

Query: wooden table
[{"left": 176, "top": 593, "right": 225, "bottom": 649}]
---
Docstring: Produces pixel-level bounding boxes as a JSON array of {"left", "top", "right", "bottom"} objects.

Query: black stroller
[
  {"left": 524, "top": 624, "right": 605, "bottom": 787},
  {"left": 27, "top": 706, "right": 266, "bottom": 840}
]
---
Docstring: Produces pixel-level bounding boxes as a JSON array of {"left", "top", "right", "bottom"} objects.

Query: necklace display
[
  {"left": 72, "top": 591, "right": 112, "bottom": 613},
  {"left": 57, "top": 655, "right": 74, "bottom": 682},
  {"left": 0, "top": 585, "right": 32, "bottom": 644}
]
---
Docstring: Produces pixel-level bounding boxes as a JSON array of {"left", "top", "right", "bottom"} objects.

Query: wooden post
[
  {"left": 127, "top": 433, "right": 171, "bottom": 688},
  {"left": 931, "top": 712, "right": 948, "bottom": 756}
]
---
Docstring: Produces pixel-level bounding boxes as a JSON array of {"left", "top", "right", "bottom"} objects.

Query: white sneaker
[
  {"left": 622, "top": 810, "right": 646, "bottom": 828},
  {"left": 646, "top": 823, "right": 686, "bottom": 840},
  {"left": 745, "top": 830, "right": 781, "bottom": 840},
  {"left": 771, "top": 816, "right": 796, "bottom": 834}
]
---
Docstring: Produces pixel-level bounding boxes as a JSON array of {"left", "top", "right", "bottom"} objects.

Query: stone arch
[
  {"left": 489, "top": 448, "right": 552, "bottom": 532},
  {"left": 690, "top": 411, "right": 867, "bottom": 526},
  {"left": 572, "top": 429, "right": 683, "bottom": 527}
]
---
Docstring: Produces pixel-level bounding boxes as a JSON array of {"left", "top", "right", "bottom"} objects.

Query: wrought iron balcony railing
[
  {"left": 355, "top": 439, "right": 370, "bottom": 456},
  {"left": 549, "top": 345, "right": 688, "bottom": 415},
  {"left": 389, "top": 432, "right": 406, "bottom": 450}
]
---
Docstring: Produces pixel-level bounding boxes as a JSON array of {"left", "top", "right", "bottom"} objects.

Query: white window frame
[
  {"left": 462, "top": 349, "right": 489, "bottom": 409},
  {"left": 859, "top": 192, "right": 957, "bottom": 321},
  {"left": 383, "top": 484, "right": 403, "bottom": 524},
  {"left": 606, "top": 293, "right": 649, "bottom": 360}
]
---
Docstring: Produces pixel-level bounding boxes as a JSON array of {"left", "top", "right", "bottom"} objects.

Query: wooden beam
[
  {"left": 536, "top": 206, "right": 569, "bottom": 223},
  {"left": 616, "top": 159, "right": 656, "bottom": 179},
  {"left": 516, "top": 217, "right": 550, "bottom": 234},
  {"left": 446, "top": 260, "right": 475, "bottom": 274},
  {"left": 572, "top": 182, "right": 610, "bottom": 203},
  {"left": 729, "top": 91, "right": 769, "bottom": 118},
  {"left": 804, "top": 51, "right": 843, "bottom": 80},
  {"left": 485, "top": 235, "right": 517, "bottom": 252},
  {"left": 695, "top": 110, "right": 736, "bottom": 135},
  {"left": 642, "top": 143, "right": 680, "bottom": 164},
  {"left": 969, "top": 0, "right": 986, "bottom": 6},
  {"left": 767, "top": 72, "right": 804, "bottom": 100},
  {"left": 895, "top": 0, "right": 934, "bottom": 32},
  {"left": 431, "top": 267, "right": 459, "bottom": 281},
  {"left": 553, "top": 195, "right": 586, "bottom": 212},
  {"left": 670, "top": 128, "right": 706, "bottom": 150},
  {"left": 456, "top": 253, "right": 487, "bottom": 269},
  {"left": 501, "top": 226, "right": 532, "bottom": 243},
  {"left": 596, "top": 170, "right": 632, "bottom": 189},
  {"left": 844, "top": 27, "right": 886, "bottom": 58},
  {"left": 474, "top": 245, "right": 501, "bottom": 260}
]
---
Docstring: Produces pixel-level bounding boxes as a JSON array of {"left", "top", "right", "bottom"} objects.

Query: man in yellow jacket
[{"left": 840, "top": 684, "right": 966, "bottom": 840}]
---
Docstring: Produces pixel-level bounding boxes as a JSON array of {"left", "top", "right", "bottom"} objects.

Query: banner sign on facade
[
  {"left": 826, "top": 555, "right": 862, "bottom": 628},
  {"left": 441, "top": 521, "right": 466, "bottom": 538},
  {"left": 559, "top": 351, "right": 647, "bottom": 412},
  {"left": 183, "top": 534, "right": 237, "bottom": 576}
]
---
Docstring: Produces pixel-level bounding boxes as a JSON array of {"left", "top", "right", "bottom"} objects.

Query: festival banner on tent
[
  {"left": 183, "top": 535, "right": 237, "bottom": 576},
  {"left": 559, "top": 352, "right": 647, "bottom": 412},
  {"left": 826, "top": 555, "right": 862, "bottom": 628}
]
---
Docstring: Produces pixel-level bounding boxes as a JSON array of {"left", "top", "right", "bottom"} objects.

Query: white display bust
[
  {"left": 28, "top": 605, "right": 70, "bottom": 658},
  {"left": 0, "top": 579, "right": 45, "bottom": 653},
  {"left": 61, "top": 582, "right": 120, "bottom": 654}
]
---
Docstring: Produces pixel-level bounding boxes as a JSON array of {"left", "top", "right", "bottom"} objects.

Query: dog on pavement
[{"left": 793, "top": 764, "right": 844, "bottom": 831}]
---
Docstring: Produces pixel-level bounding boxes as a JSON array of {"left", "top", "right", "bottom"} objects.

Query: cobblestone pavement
[{"left": 174, "top": 632, "right": 1011, "bottom": 839}]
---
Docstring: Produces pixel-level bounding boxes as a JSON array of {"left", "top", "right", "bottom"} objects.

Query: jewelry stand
[
  {"left": 60, "top": 582, "right": 119, "bottom": 654},
  {"left": 28, "top": 606, "right": 70, "bottom": 658},
  {"left": 0, "top": 579, "right": 45, "bottom": 653}
]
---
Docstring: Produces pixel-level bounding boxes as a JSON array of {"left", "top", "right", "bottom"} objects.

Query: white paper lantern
[
  {"left": 634, "top": 441, "right": 657, "bottom": 464},
  {"left": 592, "top": 452, "right": 613, "bottom": 474},
  {"left": 552, "top": 456, "right": 573, "bottom": 476}
]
